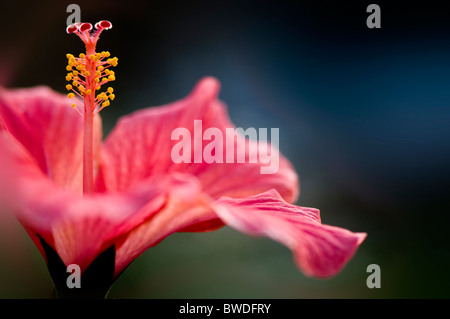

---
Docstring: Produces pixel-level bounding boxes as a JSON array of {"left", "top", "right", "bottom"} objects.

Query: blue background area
[{"left": 0, "top": 0, "right": 449, "bottom": 298}]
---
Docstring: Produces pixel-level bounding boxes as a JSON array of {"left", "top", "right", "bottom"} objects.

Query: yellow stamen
[{"left": 65, "top": 34, "right": 117, "bottom": 113}]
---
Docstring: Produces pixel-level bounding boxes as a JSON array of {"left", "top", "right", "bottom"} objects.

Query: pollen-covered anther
[{"left": 107, "top": 57, "right": 118, "bottom": 67}]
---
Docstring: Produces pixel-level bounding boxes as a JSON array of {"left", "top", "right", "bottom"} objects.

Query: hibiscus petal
[
  {"left": 99, "top": 77, "right": 298, "bottom": 203},
  {"left": 214, "top": 190, "right": 366, "bottom": 278},
  {"left": 114, "top": 173, "right": 218, "bottom": 276},
  {"left": 0, "top": 86, "right": 102, "bottom": 192},
  {"left": 0, "top": 133, "right": 167, "bottom": 273}
]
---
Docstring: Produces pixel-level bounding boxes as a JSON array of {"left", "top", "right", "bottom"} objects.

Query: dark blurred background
[{"left": 1, "top": 0, "right": 450, "bottom": 298}]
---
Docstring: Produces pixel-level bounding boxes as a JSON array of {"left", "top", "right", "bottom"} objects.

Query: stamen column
[{"left": 65, "top": 20, "right": 117, "bottom": 195}]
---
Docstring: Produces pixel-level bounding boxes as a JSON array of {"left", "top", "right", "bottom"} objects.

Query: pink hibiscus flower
[{"left": 0, "top": 21, "right": 365, "bottom": 298}]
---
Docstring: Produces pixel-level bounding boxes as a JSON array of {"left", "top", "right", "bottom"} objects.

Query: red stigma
[
  {"left": 66, "top": 20, "right": 113, "bottom": 49},
  {"left": 79, "top": 23, "right": 93, "bottom": 32},
  {"left": 66, "top": 24, "right": 79, "bottom": 34},
  {"left": 96, "top": 20, "right": 112, "bottom": 30}
]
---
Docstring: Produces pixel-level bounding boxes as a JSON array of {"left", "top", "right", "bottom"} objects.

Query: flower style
[{"left": 0, "top": 20, "right": 366, "bottom": 298}]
